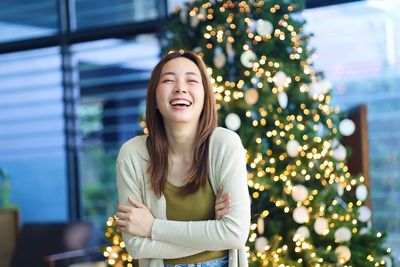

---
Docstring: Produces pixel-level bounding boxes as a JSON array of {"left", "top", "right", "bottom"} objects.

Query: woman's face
[{"left": 156, "top": 57, "right": 205, "bottom": 126}]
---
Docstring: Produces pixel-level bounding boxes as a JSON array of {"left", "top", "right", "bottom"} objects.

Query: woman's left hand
[{"left": 115, "top": 196, "right": 155, "bottom": 238}]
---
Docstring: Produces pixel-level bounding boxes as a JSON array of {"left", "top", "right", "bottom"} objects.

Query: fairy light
[{"left": 102, "top": 1, "right": 395, "bottom": 266}]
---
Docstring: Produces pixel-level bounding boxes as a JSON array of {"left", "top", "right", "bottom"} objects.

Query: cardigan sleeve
[
  {"left": 116, "top": 145, "right": 204, "bottom": 259},
  {"left": 151, "top": 130, "right": 251, "bottom": 250}
]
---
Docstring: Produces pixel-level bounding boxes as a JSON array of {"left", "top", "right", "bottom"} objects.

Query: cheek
[
  {"left": 195, "top": 90, "right": 205, "bottom": 108},
  {"left": 155, "top": 86, "right": 167, "bottom": 103}
]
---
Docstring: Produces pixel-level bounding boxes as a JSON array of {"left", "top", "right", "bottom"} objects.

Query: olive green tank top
[{"left": 163, "top": 178, "right": 228, "bottom": 264}]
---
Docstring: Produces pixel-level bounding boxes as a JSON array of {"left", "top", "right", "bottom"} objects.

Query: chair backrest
[
  {"left": 10, "top": 222, "right": 93, "bottom": 267},
  {"left": 0, "top": 208, "right": 19, "bottom": 267}
]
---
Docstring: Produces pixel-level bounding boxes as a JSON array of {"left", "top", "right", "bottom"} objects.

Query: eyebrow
[{"left": 161, "top": 72, "right": 200, "bottom": 77}]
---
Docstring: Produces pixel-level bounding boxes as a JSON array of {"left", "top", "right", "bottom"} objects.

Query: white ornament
[
  {"left": 244, "top": 88, "right": 259, "bottom": 105},
  {"left": 199, "top": 7, "right": 207, "bottom": 21},
  {"left": 240, "top": 50, "right": 257, "bottom": 68},
  {"left": 331, "top": 139, "right": 339, "bottom": 149},
  {"left": 273, "top": 71, "right": 288, "bottom": 88},
  {"left": 225, "top": 113, "right": 241, "bottom": 131},
  {"left": 339, "top": 119, "right": 356, "bottom": 136},
  {"left": 226, "top": 42, "right": 235, "bottom": 61},
  {"left": 333, "top": 144, "right": 347, "bottom": 161},
  {"left": 336, "top": 183, "right": 344, "bottom": 196},
  {"left": 257, "top": 217, "right": 264, "bottom": 235},
  {"left": 359, "top": 227, "right": 369, "bottom": 235},
  {"left": 358, "top": 206, "right": 372, "bottom": 222},
  {"left": 179, "top": 6, "right": 187, "bottom": 24},
  {"left": 256, "top": 19, "right": 273, "bottom": 36},
  {"left": 190, "top": 15, "right": 200, "bottom": 28},
  {"left": 295, "top": 226, "right": 310, "bottom": 240},
  {"left": 213, "top": 47, "right": 226, "bottom": 69},
  {"left": 335, "top": 245, "right": 351, "bottom": 263},
  {"left": 316, "top": 122, "right": 326, "bottom": 137},
  {"left": 335, "top": 226, "right": 352, "bottom": 242},
  {"left": 255, "top": 236, "right": 268, "bottom": 252},
  {"left": 382, "top": 255, "right": 392, "bottom": 267},
  {"left": 356, "top": 184, "right": 368, "bottom": 201},
  {"left": 292, "top": 185, "right": 308, "bottom": 202},
  {"left": 277, "top": 92, "right": 288, "bottom": 108},
  {"left": 308, "top": 79, "right": 332, "bottom": 98},
  {"left": 320, "top": 79, "right": 332, "bottom": 90},
  {"left": 286, "top": 140, "right": 300, "bottom": 157},
  {"left": 248, "top": 19, "right": 257, "bottom": 32},
  {"left": 314, "top": 217, "right": 329, "bottom": 235},
  {"left": 293, "top": 206, "right": 309, "bottom": 224}
]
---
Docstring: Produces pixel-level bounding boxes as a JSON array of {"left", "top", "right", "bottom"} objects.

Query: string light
[{"left": 105, "top": 0, "right": 394, "bottom": 266}]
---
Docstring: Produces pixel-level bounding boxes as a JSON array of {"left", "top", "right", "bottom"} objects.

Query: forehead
[{"left": 161, "top": 57, "right": 201, "bottom": 75}]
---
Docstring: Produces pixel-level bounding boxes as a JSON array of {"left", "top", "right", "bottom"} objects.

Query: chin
[{"left": 167, "top": 116, "right": 200, "bottom": 125}]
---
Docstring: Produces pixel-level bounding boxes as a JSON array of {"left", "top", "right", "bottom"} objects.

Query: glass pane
[
  {"left": 72, "top": 0, "right": 160, "bottom": 30},
  {"left": 304, "top": 0, "right": 400, "bottom": 259},
  {"left": 0, "top": 0, "right": 58, "bottom": 43},
  {"left": 0, "top": 47, "right": 67, "bottom": 222},
  {"left": 72, "top": 34, "right": 160, "bottom": 225}
]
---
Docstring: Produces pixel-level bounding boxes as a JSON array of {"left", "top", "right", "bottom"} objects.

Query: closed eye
[
  {"left": 162, "top": 79, "right": 174, "bottom": 83},
  {"left": 188, "top": 80, "right": 199, "bottom": 83}
]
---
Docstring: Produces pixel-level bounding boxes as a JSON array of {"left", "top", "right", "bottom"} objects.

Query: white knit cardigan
[{"left": 116, "top": 127, "right": 250, "bottom": 267}]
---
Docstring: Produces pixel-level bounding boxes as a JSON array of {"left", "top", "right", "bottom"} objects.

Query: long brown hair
[{"left": 145, "top": 51, "right": 218, "bottom": 197}]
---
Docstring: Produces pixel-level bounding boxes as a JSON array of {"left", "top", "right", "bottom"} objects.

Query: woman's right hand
[{"left": 215, "top": 186, "right": 231, "bottom": 220}]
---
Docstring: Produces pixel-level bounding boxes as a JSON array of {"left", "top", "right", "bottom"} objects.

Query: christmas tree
[
  {"left": 161, "top": 0, "right": 394, "bottom": 266},
  {"left": 103, "top": 0, "right": 394, "bottom": 266},
  {"left": 103, "top": 215, "right": 134, "bottom": 266}
]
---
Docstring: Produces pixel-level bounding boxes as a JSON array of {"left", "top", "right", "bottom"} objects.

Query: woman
[{"left": 115, "top": 51, "right": 250, "bottom": 267}]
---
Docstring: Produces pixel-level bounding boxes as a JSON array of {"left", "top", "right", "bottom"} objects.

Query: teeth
[
  {"left": 170, "top": 100, "right": 191, "bottom": 106},
  {"left": 171, "top": 103, "right": 190, "bottom": 107}
]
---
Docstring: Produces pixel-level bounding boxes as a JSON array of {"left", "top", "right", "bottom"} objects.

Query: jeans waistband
[{"left": 164, "top": 255, "right": 229, "bottom": 267}]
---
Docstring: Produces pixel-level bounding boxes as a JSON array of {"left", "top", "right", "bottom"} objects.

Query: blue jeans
[{"left": 164, "top": 255, "right": 229, "bottom": 267}]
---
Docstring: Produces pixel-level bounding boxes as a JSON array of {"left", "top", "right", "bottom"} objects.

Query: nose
[{"left": 175, "top": 82, "right": 187, "bottom": 93}]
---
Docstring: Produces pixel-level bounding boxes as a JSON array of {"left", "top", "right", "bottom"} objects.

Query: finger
[
  {"left": 215, "top": 199, "right": 231, "bottom": 211},
  {"left": 115, "top": 219, "right": 128, "bottom": 227},
  {"left": 115, "top": 212, "right": 129, "bottom": 220},
  {"left": 217, "top": 207, "right": 231, "bottom": 217},
  {"left": 215, "top": 199, "right": 232, "bottom": 213},
  {"left": 128, "top": 196, "right": 145, "bottom": 208},
  {"left": 216, "top": 192, "right": 231, "bottom": 205},
  {"left": 117, "top": 204, "right": 131, "bottom": 213},
  {"left": 215, "top": 198, "right": 226, "bottom": 206},
  {"left": 215, "top": 198, "right": 232, "bottom": 206}
]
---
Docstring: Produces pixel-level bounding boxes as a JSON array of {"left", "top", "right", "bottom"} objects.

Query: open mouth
[
  {"left": 169, "top": 99, "right": 192, "bottom": 107},
  {"left": 170, "top": 103, "right": 191, "bottom": 107}
]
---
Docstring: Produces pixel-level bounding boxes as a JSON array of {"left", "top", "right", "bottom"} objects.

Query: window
[
  {"left": 0, "top": 0, "right": 58, "bottom": 43},
  {"left": 73, "top": 35, "right": 160, "bottom": 225},
  {"left": 304, "top": 0, "right": 400, "bottom": 257},
  {"left": 0, "top": 47, "right": 67, "bottom": 222},
  {"left": 0, "top": 0, "right": 162, "bottom": 225},
  {"left": 72, "top": 0, "right": 161, "bottom": 30}
]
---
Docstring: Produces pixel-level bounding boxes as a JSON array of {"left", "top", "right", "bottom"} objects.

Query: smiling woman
[
  {"left": 155, "top": 57, "right": 205, "bottom": 131},
  {"left": 115, "top": 51, "right": 250, "bottom": 267}
]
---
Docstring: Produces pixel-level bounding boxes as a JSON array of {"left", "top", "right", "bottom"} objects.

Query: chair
[{"left": 10, "top": 222, "right": 103, "bottom": 267}]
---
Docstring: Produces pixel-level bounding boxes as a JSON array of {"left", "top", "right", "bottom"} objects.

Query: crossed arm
[
  {"left": 115, "top": 133, "right": 250, "bottom": 259},
  {"left": 116, "top": 187, "right": 231, "bottom": 237}
]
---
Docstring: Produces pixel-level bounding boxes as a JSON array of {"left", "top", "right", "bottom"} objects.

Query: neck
[{"left": 164, "top": 122, "right": 198, "bottom": 159}]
